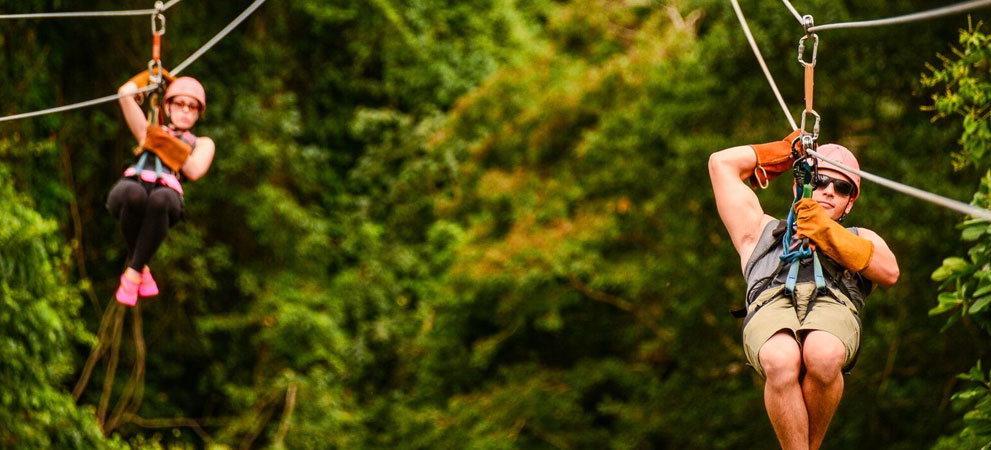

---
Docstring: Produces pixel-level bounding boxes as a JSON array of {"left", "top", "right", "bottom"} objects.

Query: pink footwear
[
  {"left": 140, "top": 267, "right": 159, "bottom": 297},
  {"left": 116, "top": 274, "right": 139, "bottom": 306}
]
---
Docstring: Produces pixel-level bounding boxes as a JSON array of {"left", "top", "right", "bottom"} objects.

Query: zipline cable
[
  {"left": 0, "top": 0, "right": 181, "bottom": 20},
  {"left": 808, "top": 149, "right": 991, "bottom": 221},
  {"left": 170, "top": 0, "right": 267, "bottom": 76},
  {"left": 730, "top": 0, "right": 798, "bottom": 131},
  {"left": 780, "top": 0, "right": 804, "bottom": 26},
  {"left": 0, "top": 86, "right": 158, "bottom": 123},
  {"left": 0, "top": 0, "right": 266, "bottom": 123},
  {"left": 733, "top": 1, "right": 991, "bottom": 221},
  {"left": 808, "top": 0, "right": 991, "bottom": 32}
]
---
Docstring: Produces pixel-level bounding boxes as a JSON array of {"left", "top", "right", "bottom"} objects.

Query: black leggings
[{"left": 106, "top": 178, "right": 183, "bottom": 271}]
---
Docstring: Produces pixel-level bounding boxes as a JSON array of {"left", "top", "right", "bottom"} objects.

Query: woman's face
[{"left": 166, "top": 95, "right": 201, "bottom": 130}]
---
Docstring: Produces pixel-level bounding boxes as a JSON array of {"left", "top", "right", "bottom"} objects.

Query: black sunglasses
[{"left": 813, "top": 174, "right": 856, "bottom": 197}]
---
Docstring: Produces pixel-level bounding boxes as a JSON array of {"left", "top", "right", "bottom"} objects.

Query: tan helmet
[
  {"left": 164, "top": 76, "right": 206, "bottom": 112},
  {"left": 816, "top": 143, "right": 861, "bottom": 200}
]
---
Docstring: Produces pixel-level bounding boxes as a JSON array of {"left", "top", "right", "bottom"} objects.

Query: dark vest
[{"left": 744, "top": 220, "right": 873, "bottom": 311}]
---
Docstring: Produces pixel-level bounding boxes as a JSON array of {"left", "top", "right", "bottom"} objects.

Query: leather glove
[
  {"left": 143, "top": 125, "right": 192, "bottom": 172},
  {"left": 794, "top": 198, "right": 874, "bottom": 272},
  {"left": 749, "top": 129, "right": 802, "bottom": 188},
  {"left": 127, "top": 68, "right": 176, "bottom": 89}
]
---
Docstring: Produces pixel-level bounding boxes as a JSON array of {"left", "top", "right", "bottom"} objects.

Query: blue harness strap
[
  {"left": 134, "top": 152, "right": 149, "bottom": 173},
  {"left": 780, "top": 160, "right": 826, "bottom": 293}
]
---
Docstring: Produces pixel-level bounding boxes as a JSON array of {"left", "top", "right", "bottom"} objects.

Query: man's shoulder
[
  {"left": 852, "top": 226, "right": 885, "bottom": 241},
  {"left": 757, "top": 215, "right": 779, "bottom": 233}
]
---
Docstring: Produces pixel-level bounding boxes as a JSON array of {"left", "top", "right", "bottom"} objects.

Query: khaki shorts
[{"left": 742, "top": 282, "right": 862, "bottom": 379}]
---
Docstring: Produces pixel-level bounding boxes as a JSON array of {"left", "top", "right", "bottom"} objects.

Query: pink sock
[
  {"left": 116, "top": 274, "right": 139, "bottom": 306},
  {"left": 140, "top": 267, "right": 159, "bottom": 297}
]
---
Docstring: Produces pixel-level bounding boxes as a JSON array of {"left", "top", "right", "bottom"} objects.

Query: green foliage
[
  {"left": 0, "top": 165, "right": 118, "bottom": 448},
  {"left": 0, "top": 0, "right": 988, "bottom": 448},
  {"left": 923, "top": 22, "right": 991, "bottom": 169},
  {"left": 925, "top": 24, "right": 991, "bottom": 449}
]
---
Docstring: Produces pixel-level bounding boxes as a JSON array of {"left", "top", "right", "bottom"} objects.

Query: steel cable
[
  {"left": 807, "top": 149, "right": 991, "bottom": 221},
  {"left": 809, "top": 0, "right": 991, "bottom": 32},
  {"left": 0, "top": 0, "right": 181, "bottom": 20},
  {"left": 171, "top": 0, "right": 267, "bottom": 75},
  {"left": 730, "top": 0, "right": 798, "bottom": 131},
  {"left": 733, "top": 0, "right": 991, "bottom": 220},
  {"left": 780, "top": 0, "right": 804, "bottom": 25},
  {"left": 0, "top": 0, "right": 266, "bottom": 123}
]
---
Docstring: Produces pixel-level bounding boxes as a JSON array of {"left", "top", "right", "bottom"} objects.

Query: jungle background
[{"left": 2, "top": 0, "right": 991, "bottom": 448}]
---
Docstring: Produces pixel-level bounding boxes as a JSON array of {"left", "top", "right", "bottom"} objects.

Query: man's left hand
[{"left": 794, "top": 198, "right": 874, "bottom": 272}]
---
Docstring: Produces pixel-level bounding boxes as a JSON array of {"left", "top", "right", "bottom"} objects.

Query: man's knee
[
  {"left": 802, "top": 331, "right": 846, "bottom": 383},
  {"left": 759, "top": 332, "right": 802, "bottom": 386}
]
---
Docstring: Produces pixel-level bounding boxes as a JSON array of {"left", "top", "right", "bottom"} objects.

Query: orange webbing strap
[
  {"left": 804, "top": 64, "right": 814, "bottom": 113},
  {"left": 152, "top": 33, "right": 161, "bottom": 62}
]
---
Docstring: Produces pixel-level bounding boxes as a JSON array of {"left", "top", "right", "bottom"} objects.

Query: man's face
[{"left": 811, "top": 168, "right": 856, "bottom": 220}]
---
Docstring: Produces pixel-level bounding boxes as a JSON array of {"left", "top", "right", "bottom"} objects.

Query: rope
[
  {"left": 780, "top": 0, "right": 804, "bottom": 25},
  {"left": 0, "top": 0, "right": 181, "bottom": 19},
  {"left": 809, "top": 0, "right": 991, "bottom": 32},
  {"left": 171, "top": 0, "right": 268, "bottom": 76},
  {"left": 0, "top": 0, "right": 266, "bottom": 123},
  {"left": 729, "top": 0, "right": 798, "bottom": 131}
]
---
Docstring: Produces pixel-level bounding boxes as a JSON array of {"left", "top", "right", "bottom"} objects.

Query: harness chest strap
[
  {"left": 124, "top": 127, "right": 196, "bottom": 195},
  {"left": 732, "top": 220, "right": 871, "bottom": 318}
]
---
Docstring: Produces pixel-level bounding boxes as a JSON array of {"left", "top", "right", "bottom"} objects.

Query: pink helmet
[
  {"left": 165, "top": 76, "right": 206, "bottom": 112},
  {"left": 816, "top": 143, "right": 861, "bottom": 200}
]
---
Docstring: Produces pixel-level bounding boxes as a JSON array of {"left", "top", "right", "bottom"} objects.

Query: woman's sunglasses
[
  {"left": 813, "top": 174, "right": 856, "bottom": 197},
  {"left": 169, "top": 100, "right": 201, "bottom": 113}
]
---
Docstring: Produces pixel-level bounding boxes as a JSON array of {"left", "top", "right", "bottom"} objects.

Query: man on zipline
[{"left": 709, "top": 132, "right": 899, "bottom": 450}]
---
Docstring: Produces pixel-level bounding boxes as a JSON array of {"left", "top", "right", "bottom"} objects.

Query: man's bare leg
[
  {"left": 759, "top": 331, "right": 809, "bottom": 450},
  {"left": 801, "top": 331, "right": 846, "bottom": 450}
]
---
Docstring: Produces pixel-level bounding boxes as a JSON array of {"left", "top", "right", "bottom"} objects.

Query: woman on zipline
[{"left": 107, "top": 71, "right": 215, "bottom": 305}]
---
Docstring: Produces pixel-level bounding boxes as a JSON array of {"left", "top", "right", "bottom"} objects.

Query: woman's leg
[
  {"left": 128, "top": 187, "right": 182, "bottom": 271},
  {"left": 106, "top": 179, "right": 147, "bottom": 261}
]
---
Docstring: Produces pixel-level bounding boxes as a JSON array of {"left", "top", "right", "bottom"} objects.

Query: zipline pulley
[
  {"left": 148, "top": 2, "right": 166, "bottom": 88},
  {"left": 145, "top": 1, "right": 167, "bottom": 125}
]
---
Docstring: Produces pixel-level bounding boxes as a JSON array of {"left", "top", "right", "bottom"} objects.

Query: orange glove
[
  {"left": 127, "top": 68, "right": 176, "bottom": 89},
  {"left": 794, "top": 198, "right": 874, "bottom": 272},
  {"left": 749, "top": 129, "right": 802, "bottom": 188},
  {"left": 143, "top": 125, "right": 192, "bottom": 172}
]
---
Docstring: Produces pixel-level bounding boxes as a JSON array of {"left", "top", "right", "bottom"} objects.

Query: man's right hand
[{"left": 749, "top": 129, "right": 802, "bottom": 188}]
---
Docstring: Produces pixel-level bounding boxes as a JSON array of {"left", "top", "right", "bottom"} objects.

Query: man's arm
[
  {"left": 708, "top": 145, "right": 773, "bottom": 269},
  {"left": 855, "top": 228, "right": 899, "bottom": 289}
]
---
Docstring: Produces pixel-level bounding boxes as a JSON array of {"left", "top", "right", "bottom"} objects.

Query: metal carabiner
[
  {"left": 151, "top": 1, "right": 166, "bottom": 37},
  {"left": 800, "top": 109, "right": 821, "bottom": 140},
  {"left": 148, "top": 59, "right": 164, "bottom": 86},
  {"left": 797, "top": 33, "right": 818, "bottom": 68},
  {"left": 801, "top": 134, "right": 817, "bottom": 159},
  {"left": 802, "top": 15, "right": 815, "bottom": 35}
]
